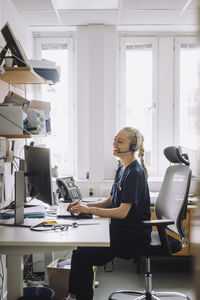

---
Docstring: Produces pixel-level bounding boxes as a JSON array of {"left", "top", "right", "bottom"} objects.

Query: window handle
[{"left": 148, "top": 102, "right": 156, "bottom": 110}]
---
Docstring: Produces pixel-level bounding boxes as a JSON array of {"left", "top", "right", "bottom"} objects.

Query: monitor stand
[
  {"left": 0, "top": 43, "right": 9, "bottom": 65},
  {"left": 15, "top": 171, "right": 25, "bottom": 225}
]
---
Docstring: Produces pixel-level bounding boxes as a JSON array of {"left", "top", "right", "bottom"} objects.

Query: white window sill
[{"left": 76, "top": 176, "right": 200, "bottom": 196}]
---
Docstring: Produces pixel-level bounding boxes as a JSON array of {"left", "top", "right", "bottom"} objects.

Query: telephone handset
[{"left": 56, "top": 176, "right": 82, "bottom": 202}]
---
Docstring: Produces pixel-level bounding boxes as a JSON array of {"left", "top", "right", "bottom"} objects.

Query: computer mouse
[{"left": 77, "top": 213, "right": 93, "bottom": 219}]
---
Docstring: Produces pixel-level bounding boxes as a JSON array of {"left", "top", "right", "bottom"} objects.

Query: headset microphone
[
  {"left": 117, "top": 143, "right": 137, "bottom": 154},
  {"left": 117, "top": 150, "right": 132, "bottom": 153}
]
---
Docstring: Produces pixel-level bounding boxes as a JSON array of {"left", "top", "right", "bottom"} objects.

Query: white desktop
[{"left": 0, "top": 213, "right": 110, "bottom": 300}]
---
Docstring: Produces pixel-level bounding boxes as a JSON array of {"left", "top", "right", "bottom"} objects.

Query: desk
[{"left": 0, "top": 218, "right": 110, "bottom": 300}]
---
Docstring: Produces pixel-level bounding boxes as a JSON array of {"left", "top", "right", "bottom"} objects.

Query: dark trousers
[{"left": 68, "top": 245, "right": 129, "bottom": 300}]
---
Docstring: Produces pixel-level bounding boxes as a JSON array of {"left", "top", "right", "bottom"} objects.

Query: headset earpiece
[
  {"left": 129, "top": 133, "right": 138, "bottom": 152},
  {"left": 130, "top": 144, "right": 137, "bottom": 152}
]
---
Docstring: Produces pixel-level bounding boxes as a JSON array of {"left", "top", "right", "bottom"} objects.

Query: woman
[{"left": 65, "top": 127, "right": 151, "bottom": 300}]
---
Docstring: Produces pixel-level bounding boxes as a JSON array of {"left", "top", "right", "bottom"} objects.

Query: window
[
  {"left": 119, "top": 35, "right": 199, "bottom": 178},
  {"left": 119, "top": 37, "right": 158, "bottom": 175},
  {"left": 34, "top": 37, "right": 75, "bottom": 176},
  {"left": 175, "top": 37, "right": 200, "bottom": 150}
]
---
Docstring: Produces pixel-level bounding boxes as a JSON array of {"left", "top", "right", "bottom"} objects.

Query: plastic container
[{"left": 17, "top": 286, "right": 55, "bottom": 300}]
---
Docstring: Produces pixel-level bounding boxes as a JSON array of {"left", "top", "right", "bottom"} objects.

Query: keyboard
[{"left": 56, "top": 203, "right": 93, "bottom": 219}]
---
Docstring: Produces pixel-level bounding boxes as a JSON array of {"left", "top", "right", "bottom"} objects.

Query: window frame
[
  {"left": 118, "top": 36, "right": 158, "bottom": 176},
  {"left": 174, "top": 35, "right": 199, "bottom": 148},
  {"left": 34, "top": 35, "right": 76, "bottom": 175}
]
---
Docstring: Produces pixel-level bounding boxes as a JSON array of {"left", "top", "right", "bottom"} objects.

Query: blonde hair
[{"left": 123, "top": 127, "right": 149, "bottom": 178}]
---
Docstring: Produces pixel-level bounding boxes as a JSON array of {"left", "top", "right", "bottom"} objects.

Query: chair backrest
[{"left": 155, "top": 165, "right": 192, "bottom": 242}]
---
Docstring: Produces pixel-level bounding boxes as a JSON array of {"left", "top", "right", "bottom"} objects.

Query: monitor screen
[
  {"left": 0, "top": 22, "right": 29, "bottom": 67},
  {"left": 24, "top": 145, "right": 54, "bottom": 206}
]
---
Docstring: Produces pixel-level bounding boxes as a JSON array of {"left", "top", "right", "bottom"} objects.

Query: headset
[{"left": 118, "top": 133, "right": 137, "bottom": 153}]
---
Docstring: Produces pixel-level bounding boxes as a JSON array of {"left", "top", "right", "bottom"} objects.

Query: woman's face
[{"left": 113, "top": 129, "right": 131, "bottom": 157}]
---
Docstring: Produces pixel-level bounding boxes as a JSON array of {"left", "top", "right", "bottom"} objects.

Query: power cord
[
  {"left": 0, "top": 195, "right": 41, "bottom": 218},
  {"left": 62, "top": 250, "right": 72, "bottom": 259},
  {"left": 0, "top": 255, "right": 4, "bottom": 300},
  {"left": 24, "top": 255, "right": 45, "bottom": 287}
]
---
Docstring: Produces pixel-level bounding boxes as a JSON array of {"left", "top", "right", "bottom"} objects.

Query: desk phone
[{"left": 56, "top": 176, "right": 82, "bottom": 202}]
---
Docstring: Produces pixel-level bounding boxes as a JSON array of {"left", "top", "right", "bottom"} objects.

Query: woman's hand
[
  {"left": 67, "top": 201, "right": 90, "bottom": 214},
  {"left": 67, "top": 196, "right": 131, "bottom": 219},
  {"left": 67, "top": 200, "right": 79, "bottom": 211}
]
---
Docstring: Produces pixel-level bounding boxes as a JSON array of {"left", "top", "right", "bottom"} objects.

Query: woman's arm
[
  {"left": 67, "top": 195, "right": 112, "bottom": 211},
  {"left": 68, "top": 199, "right": 132, "bottom": 219}
]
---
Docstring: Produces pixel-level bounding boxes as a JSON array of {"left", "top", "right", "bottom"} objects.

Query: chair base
[
  {"left": 108, "top": 257, "right": 191, "bottom": 300},
  {"left": 108, "top": 290, "right": 191, "bottom": 300}
]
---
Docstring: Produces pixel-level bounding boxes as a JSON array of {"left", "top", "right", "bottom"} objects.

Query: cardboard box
[
  {"left": 47, "top": 258, "right": 97, "bottom": 300},
  {"left": 47, "top": 258, "right": 70, "bottom": 300},
  {"left": 0, "top": 106, "right": 25, "bottom": 135}
]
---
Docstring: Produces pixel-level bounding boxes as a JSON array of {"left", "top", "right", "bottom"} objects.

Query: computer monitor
[
  {"left": 24, "top": 145, "right": 54, "bottom": 206},
  {"left": 0, "top": 22, "right": 29, "bottom": 67}
]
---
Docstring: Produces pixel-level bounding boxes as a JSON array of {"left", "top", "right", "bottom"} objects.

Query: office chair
[{"left": 108, "top": 146, "right": 192, "bottom": 300}]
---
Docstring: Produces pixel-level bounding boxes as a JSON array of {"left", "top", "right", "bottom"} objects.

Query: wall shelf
[
  {"left": 0, "top": 66, "right": 46, "bottom": 84},
  {"left": 0, "top": 134, "right": 52, "bottom": 138},
  {"left": 0, "top": 134, "right": 32, "bottom": 138}
]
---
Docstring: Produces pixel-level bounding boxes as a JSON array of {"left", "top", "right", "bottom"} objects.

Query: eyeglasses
[
  {"left": 31, "top": 222, "right": 79, "bottom": 232},
  {"left": 52, "top": 222, "right": 78, "bottom": 231}
]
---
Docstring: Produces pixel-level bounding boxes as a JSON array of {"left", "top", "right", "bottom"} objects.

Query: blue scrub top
[{"left": 110, "top": 160, "right": 151, "bottom": 247}]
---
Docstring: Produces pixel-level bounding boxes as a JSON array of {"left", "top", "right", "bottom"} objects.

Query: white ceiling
[{"left": 11, "top": 0, "right": 199, "bottom": 30}]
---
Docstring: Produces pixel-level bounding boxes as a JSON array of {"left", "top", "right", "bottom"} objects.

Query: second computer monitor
[{"left": 24, "top": 145, "right": 54, "bottom": 206}]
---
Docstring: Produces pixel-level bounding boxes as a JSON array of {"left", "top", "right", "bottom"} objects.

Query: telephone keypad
[{"left": 71, "top": 188, "right": 80, "bottom": 198}]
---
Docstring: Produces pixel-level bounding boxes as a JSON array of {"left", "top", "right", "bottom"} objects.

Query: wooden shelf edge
[
  {"left": 0, "top": 134, "right": 32, "bottom": 138},
  {"left": 0, "top": 134, "right": 52, "bottom": 138},
  {"left": 0, "top": 67, "right": 46, "bottom": 84},
  {"left": 4, "top": 66, "right": 31, "bottom": 71}
]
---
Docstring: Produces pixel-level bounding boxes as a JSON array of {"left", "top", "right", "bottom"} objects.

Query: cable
[
  {"left": 13, "top": 158, "right": 19, "bottom": 171},
  {"left": 62, "top": 250, "right": 72, "bottom": 259},
  {"left": 0, "top": 195, "right": 40, "bottom": 217},
  {"left": 0, "top": 255, "right": 4, "bottom": 300},
  {"left": 19, "top": 145, "right": 25, "bottom": 158},
  {"left": 24, "top": 255, "right": 45, "bottom": 286},
  {"left": 24, "top": 270, "right": 44, "bottom": 285},
  {"left": 0, "top": 112, "right": 31, "bottom": 136}
]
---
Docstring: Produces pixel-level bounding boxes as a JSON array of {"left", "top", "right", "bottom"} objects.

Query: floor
[{"left": 93, "top": 256, "right": 195, "bottom": 300}]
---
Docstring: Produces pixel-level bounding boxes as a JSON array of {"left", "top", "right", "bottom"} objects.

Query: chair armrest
[
  {"left": 143, "top": 219, "right": 175, "bottom": 256},
  {"left": 143, "top": 219, "right": 174, "bottom": 227}
]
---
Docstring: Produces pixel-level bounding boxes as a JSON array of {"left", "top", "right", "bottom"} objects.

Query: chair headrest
[{"left": 164, "top": 146, "right": 190, "bottom": 166}]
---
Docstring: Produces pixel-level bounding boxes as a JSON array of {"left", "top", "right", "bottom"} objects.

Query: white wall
[
  {"left": 158, "top": 37, "right": 175, "bottom": 175},
  {"left": 76, "top": 25, "right": 118, "bottom": 181}
]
